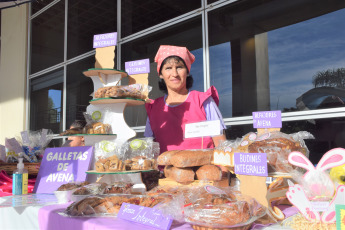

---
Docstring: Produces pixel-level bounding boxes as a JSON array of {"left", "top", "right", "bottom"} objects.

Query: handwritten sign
[
  {"left": 336, "top": 204, "right": 345, "bottom": 230},
  {"left": 252, "top": 110, "right": 282, "bottom": 128},
  {"left": 234, "top": 153, "right": 268, "bottom": 177},
  {"left": 117, "top": 203, "right": 173, "bottom": 230},
  {"left": 93, "top": 32, "right": 117, "bottom": 48},
  {"left": 185, "top": 120, "right": 221, "bottom": 138},
  {"left": 33, "top": 146, "right": 93, "bottom": 193},
  {"left": 125, "top": 58, "right": 150, "bottom": 75}
]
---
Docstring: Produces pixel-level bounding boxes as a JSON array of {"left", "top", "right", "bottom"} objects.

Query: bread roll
[
  {"left": 196, "top": 165, "right": 222, "bottom": 181},
  {"left": 164, "top": 165, "right": 195, "bottom": 183},
  {"left": 170, "top": 149, "right": 214, "bottom": 167}
]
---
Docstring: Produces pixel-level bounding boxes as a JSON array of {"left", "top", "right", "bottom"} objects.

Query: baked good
[
  {"left": 184, "top": 188, "right": 252, "bottom": 227},
  {"left": 94, "top": 87, "right": 109, "bottom": 98},
  {"left": 164, "top": 165, "right": 195, "bottom": 183},
  {"left": 57, "top": 182, "right": 90, "bottom": 191},
  {"left": 196, "top": 165, "right": 222, "bottom": 181},
  {"left": 169, "top": 149, "right": 214, "bottom": 167},
  {"left": 125, "top": 156, "right": 156, "bottom": 170},
  {"left": 66, "top": 196, "right": 103, "bottom": 216},
  {"left": 104, "top": 182, "right": 133, "bottom": 194},
  {"left": 72, "top": 183, "right": 107, "bottom": 195},
  {"left": 248, "top": 132, "right": 307, "bottom": 172},
  {"left": 157, "top": 150, "right": 180, "bottom": 165},
  {"left": 235, "top": 132, "right": 257, "bottom": 153},
  {"left": 95, "top": 155, "right": 125, "bottom": 172}
]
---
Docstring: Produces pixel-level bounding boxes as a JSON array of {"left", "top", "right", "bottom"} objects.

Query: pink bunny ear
[
  {"left": 316, "top": 148, "right": 345, "bottom": 172},
  {"left": 288, "top": 151, "right": 315, "bottom": 172}
]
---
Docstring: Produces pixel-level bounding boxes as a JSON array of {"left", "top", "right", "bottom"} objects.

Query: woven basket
[{"left": 0, "top": 162, "right": 41, "bottom": 175}]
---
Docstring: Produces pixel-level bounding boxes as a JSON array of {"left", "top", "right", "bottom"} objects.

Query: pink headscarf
[{"left": 154, "top": 45, "right": 195, "bottom": 74}]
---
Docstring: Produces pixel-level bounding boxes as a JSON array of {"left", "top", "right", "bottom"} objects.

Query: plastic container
[{"left": 12, "top": 158, "right": 28, "bottom": 195}]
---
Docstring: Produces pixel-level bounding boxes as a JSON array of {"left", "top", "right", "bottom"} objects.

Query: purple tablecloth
[
  {"left": 38, "top": 203, "right": 298, "bottom": 230},
  {"left": 38, "top": 203, "right": 193, "bottom": 230}
]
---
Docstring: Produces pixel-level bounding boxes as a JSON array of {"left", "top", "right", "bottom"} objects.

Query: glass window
[
  {"left": 30, "top": 69, "right": 63, "bottom": 134},
  {"left": 66, "top": 57, "right": 94, "bottom": 129},
  {"left": 208, "top": 0, "right": 345, "bottom": 118},
  {"left": 268, "top": 8, "right": 345, "bottom": 112},
  {"left": 121, "top": 0, "right": 201, "bottom": 37},
  {"left": 67, "top": 0, "right": 117, "bottom": 59},
  {"left": 121, "top": 16, "right": 203, "bottom": 127},
  {"left": 31, "top": 0, "right": 55, "bottom": 15},
  {"left": 30, "top": 0, "right": 65, "bottom": 74}
]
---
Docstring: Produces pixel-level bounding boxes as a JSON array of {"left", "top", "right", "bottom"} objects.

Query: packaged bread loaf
[
  {"left": 169, "top": 149, "right": 214, "bottom": 167},
  {"left": 164, "top": 165, "right": 195, "bottom": 183},
  {"left": 196, "top": 165, "right": 222, "bottom": 181},
  {"left": 157, "top": 150, "right": 180, "bottom": 165},
  {"left": 247, "top": 131, "right": 312, "bottom": 173}
]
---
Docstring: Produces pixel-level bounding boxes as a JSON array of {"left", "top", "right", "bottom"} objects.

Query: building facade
[{"left": 1, "top": 0, "right": 345, "bottom": 163}]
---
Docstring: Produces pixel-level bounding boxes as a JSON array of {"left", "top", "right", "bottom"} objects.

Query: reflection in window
[
  {"left": 209, "top": 42, "right": 232, "bottom": 118},
  {"left": 30, "top": 69, "right": 63, "bottom": 133},
  {"left": 66, "top": 57, "right": 94, "bottom": 129},
  {"left": 121, "top": 17, "right": 203, "bottom": 127},
  {"left": 67, "top": 0, "right": 117, "bottom": 59},
  {"left": 31, "top": 0, "right": 55, "bottom": 15},
  {"left": 30, "top": 0, "right": 65, "bottom": 74},
  {"left": 121, "top": 0, "right": 200, "bottom": 37},
  {"left": 268, "top": 8, "right": 345, "bottom": 112}
]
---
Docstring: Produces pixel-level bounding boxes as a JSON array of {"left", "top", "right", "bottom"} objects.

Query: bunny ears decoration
[{"left": 286, "top": 148, "right": 345, "bottom": 223}]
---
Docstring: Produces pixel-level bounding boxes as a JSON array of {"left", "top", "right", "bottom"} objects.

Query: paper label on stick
[
  {"left": 125, "top": 59, "right": 150, "bottom": 75},
  {"left": 93, "top": 32, "right": 117, "bottom": 48},
  {"left": 252, "top": 110, "right": 282, "bottom": 128},
  {"left": 185, "top": 120, "right": 221, "bottom": 139},
  {"left": 234, "top": 152, "right": 268, "bottom": 177},
  {"left": 117, "top": 203, "right": 173, "bottom": 230}
]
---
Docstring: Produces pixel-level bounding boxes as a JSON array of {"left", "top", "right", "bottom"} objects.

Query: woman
[
  {"left": 145, "top": 45, "right": 227, "bottom": 154},
  {"left": 67, "top": 120, "right": 86, "bottom": 147}
]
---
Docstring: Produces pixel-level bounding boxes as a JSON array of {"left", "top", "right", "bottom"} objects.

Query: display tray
[
  {"left": 83, "top": 68, "right": 128, "bottom": 78},
  {"left": 267, "top": 172, "right": 292, "bottom": 178},
  {"left": 86, "top": 169, "right": 155, "bottom": 174},
  {"left": 89, "top": 97, "right": 145, "bottom": 106}
]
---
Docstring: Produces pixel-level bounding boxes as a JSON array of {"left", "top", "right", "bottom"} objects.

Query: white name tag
[{"left": 185, "top": 120, "right": 221, "bottom": 138}]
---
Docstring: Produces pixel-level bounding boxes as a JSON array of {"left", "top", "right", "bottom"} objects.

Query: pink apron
[{"left": 145, "top": 86, "right": 219, "bottom": 153}]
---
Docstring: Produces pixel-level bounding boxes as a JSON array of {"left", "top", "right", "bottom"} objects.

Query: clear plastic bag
[
  {"left": 122, "top": 137, "right": 159, "bottom": 170},
  {"left": 247, "top": 131, "right": 313, "bottom": 173}
]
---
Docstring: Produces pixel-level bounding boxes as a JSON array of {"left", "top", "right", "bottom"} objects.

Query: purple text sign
[
  {"left": 234, "top": 153, "right": 268, "bottom": 177},
  {"left": 252, "top": 110, "right": 282, "bottom": 128},
  {"left": 93, "top": 32, "right": 117, "bottom": 48},
  {"left": 125, "top": 58, "right": 150, "bottom": 75},
  {"left": 33, "top": 146, "right": 93, "bottom": 193},
  {"left": 118, "top": 203, "right": 173, "bottom": 230}
]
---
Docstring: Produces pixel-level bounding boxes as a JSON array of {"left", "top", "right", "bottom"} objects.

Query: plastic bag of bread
[
  {"left": 183, "top": 185, "right": 266, "bottom": 229},
  {"left": 103, "top": 181, "right": 134, "bottom": 194},
  {"left": 83, "top": 112, "right": 112, "bottom": 134},
  {"left": 65, "top": 193, "right": 173, "bottom": 217},
  {"left": 213, "top": 139, "right": 240, "bottom": 167},
  {"left": 72, "top": 182, "right": 108, "bottom": 195},
  {"left": 94, "top": 140, "right": 125, "bottom": 172},
  {"left": 247, "top": 131, "right": 313, "bottom": 173},
  {"left": 122, "top": 138, "right": 159, "bottom": 170},
  {"left": 94, "top": 84, "right": 152, "bottom": 100},
  {"left": 158, "top": 149, "right": 214, "bottom": 167}
]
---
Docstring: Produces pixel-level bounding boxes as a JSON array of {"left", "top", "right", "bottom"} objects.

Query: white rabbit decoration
[{"left": 286, "top": 148, "right": 345, "bottom": 223}]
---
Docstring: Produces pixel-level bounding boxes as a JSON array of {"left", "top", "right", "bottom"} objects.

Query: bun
[
  {"left": 164, "top": 165, "right": 195, "bottom": 183},
  {"left": 196, "top": 165, "right": 222, "bottom": 181}
]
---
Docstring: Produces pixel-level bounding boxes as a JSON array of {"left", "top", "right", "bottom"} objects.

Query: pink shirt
[{"left": 145, "top": 86, "right": 223, "bottom": 153}]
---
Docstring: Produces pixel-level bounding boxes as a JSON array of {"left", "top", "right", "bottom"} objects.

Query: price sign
[
  {"left": 185, "top": 120, "right": 221, "bottom": 139},
  {"left": 234, "top": 152, "right": 268, "bottom": 177},
  {"left": 118, "top": 203, "right": 173, "bottom": 230},
  {"left": 93, "top": 32, "right": 117, "bottom": 48},
  {"left": 125, "top": 58, "right": 150, "bottom": 75},
  {"left": 33, "top": 146, "right": 93, "bottom": 193},
  {"left": 252, "top": 110, "right": 282, "bottom": 128}
]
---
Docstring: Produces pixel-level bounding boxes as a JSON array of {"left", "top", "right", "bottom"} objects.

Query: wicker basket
[{"left": 0, "top": 162, "right": 41, "bottom": 175}]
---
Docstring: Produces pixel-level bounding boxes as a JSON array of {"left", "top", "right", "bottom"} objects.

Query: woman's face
[
  {"left": 67, "top": 126, "right": 84, "bottom": 147},
  {"left": 160, "top": 58, "right": 188, "bottom": 93}
]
